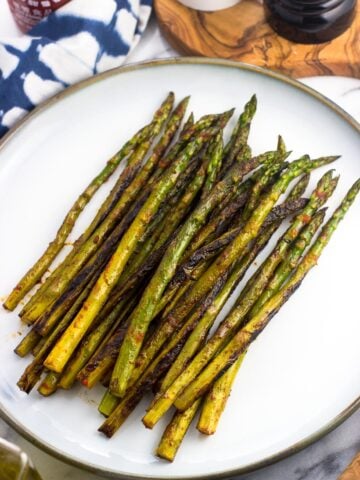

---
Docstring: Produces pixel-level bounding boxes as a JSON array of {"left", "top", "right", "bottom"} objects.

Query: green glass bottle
[{"left": 0, "top": 438, "right": 42, "bottom": 480}]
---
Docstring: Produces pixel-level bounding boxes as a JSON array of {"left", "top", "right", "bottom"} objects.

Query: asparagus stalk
[
  {"left": 201, "top": 133, "right": 224, "bottom": 198},
  {"left": 109, "top": 147, "right": 272, "bottom": 397},
  {"left": 158, "top": 224, "right": 279, "bottom": 396},
  {"left": 169, "top": 174, "right": 310, "bottom": 416},
  {"left": 124, "top": 172, "right": 329, "bottom": 392},
  {"left": 78, "top": 163, "right": 206, "bottom": 335},
  {"left": 99, "top": 266, "right": 233, "bottom": 419},
  {"left": 72, "top": 112, "right": 177, "bottom": 259},
  {"left": 237, "top": 171, "right": 336, "bottom": 302},
  {"left": 100, "top": 149, "right": 283, "bottom": 319},
  {"left": 173, "top": 179, "right": 360, "bottom": 411},
  {"left": 241, "top": 136, "right": 288, "bottom": 215},
  {"left": 33, "top": 187, "right": 149, "bottom": 337},
  {"left": 141, "top": 167, "right": 340, "bottom": 427},
  {"left": 153, "top": 177, "right": 307, "bottom": 318},
  {"left": 182, "top": 112, "right": 194, "bottom": 132},
  {"left": 286, "top": 173, "right": 310, "bottom": 199},
  {"left": 182, "top": 162, "right": 253, "bottom": 259},
  {"left": 152, "top": 179, "right": 308, "bottom": 391},
  {"left": 118, "top": 168, "right": 197, "bottom": 281},
  {"left": 250, "top": 208, "right": 327, "bottom": 316},
  {"left": 25, "top": 111, "right": 218, "bottom": 327},
  {"left": 99, "top": 278, "right": 230, "bottom": 432},
  {"left": 21, "top": 95, "right": 185, "bottom": 324},
  {"left": 35, "top": 152, "right": 203, "bottom": 338},
  {"left": 17, "top": 278, "right": 96, "bottom": 393},
  {"left": 33, "top": 106, "right": 196, "bottom": 326},
  {"left": 103, "top": 157, "right": 203, "bottom": 288},
  {"left": 156, "top": 399, "right": 201, "bottom": 462},
  {"left": 31, "top": 335, "right": 46, "bottom": 357},
  {"left": 173, "top": 196, "right": 308, "bottom": 282},
  {"left": 3, "top": 94, "right": 176, "bottom": 312},
  {"left": 241, "top": 159, "right": 288, "bottom": 222},
  {"left": 77, "top": 316, "right": 131, "bottom": 389},
  {"left": 197, "top": 353, "right": 245, "bottom": 435},
  {"left": 98, "top": 280, "right": 222, "bottom": 419},
  {"left": 99, "top": 389, "right": 120, "bottom": 417},
  {"left": 97, "top": 223, "right": 277, "bottom": 429},
  {"left": 43, "top": 125, "right": 220, "bottom": 374},
  {"left": 37, "top": 371, "right": 60, "bottom": 397},
  {"left": 197, "top": 207, "right": 327, "bottom": 434},
  {"left": 152, "top": 165, "right": 206, "bottom": 251},
  {"left": 152, "top": 160, "right": 333, "bottom": 348},
  {"left": 58, "top": 295, "right": 138, "bottom": 389},
  {"left": 124, "top": 183, "right": 251, "bottom": 322},
  {"left": 209, "top": 147, "right": 285, "bottom": 223},
  {"left": 100, "top": 194, "right": 306, "bottom": 429},
  {"left": 220, "top": 95, "right": 257, "bottom": 177},
  {"left": 14, "top": 330, "right": 42, "bottom": 358},
  {"left": 183, "top": 142, "right": 291, "bottom": 263}
]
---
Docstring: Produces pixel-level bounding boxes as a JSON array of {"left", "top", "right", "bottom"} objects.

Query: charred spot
[
  {"left": 283, "top": 280, "right": 302, "bottom": 300},
  {"left": 316, "top": 189, "right": 328, "bottom": 201},
  {"left": 98, "top": 425, "right": 113, "bottom": 438},
  {"left": 300, "top": 214, "right": 312, "bottom": 224},
  {"left": 264, "top": 198, "right": 308, "bottom": 227},
  {"left": 166, "top": 314, "right": 181, "bottom": 330},
  {"left": 134, "top": 331, "right": 145, "bottom": 343}
]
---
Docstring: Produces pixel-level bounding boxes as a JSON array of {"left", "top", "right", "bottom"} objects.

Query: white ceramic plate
[{"left": 0, "top": 59, "right": 359, "bottom": 479}]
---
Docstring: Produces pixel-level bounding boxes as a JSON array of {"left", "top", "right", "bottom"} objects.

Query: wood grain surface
[
  {"left": 339, "top": 452, "right": 360, "bottom": 479},
  {"left": 155, "top": 0, "right": 360, "bottom": 78}
]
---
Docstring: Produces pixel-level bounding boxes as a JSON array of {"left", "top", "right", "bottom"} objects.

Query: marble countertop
[{"left": 0, "top": 3, "right": 359, "bottom": 479}]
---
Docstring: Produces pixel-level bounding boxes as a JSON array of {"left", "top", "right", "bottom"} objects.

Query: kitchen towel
[{"left": 0, "top": 0, "right": 152, "bottom": 138}]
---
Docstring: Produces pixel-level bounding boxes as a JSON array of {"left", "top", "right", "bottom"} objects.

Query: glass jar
[
  {"left": 7, "top": 0, "right": 71, "bottom": 33},
  {"left": 264, "top": 0, "right": 357, "bottom": 44},
  {"left": 0, "top": 438, "right": 42, "bottom": 480}
]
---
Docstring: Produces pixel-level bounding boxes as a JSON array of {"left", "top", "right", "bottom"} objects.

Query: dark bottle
[{"left": 264, "top": 0, "right": 356, "bottom": 44}]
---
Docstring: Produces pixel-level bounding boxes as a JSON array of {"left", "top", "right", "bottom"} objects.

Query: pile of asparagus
[{"left": 4, "top": 92, "right": 359, "bottom": 461}]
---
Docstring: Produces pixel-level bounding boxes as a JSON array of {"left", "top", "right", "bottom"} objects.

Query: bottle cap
[{"left": 177, "top": 0, "right": 242, "bottom": 11}]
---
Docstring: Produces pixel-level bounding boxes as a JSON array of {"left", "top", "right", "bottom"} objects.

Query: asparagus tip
[
  {"left": 313, "top": 155, "right": 341, "bottom": 166},
  {"left": 250, "top": 93, "right": 257, "bottom": 104},
  {"left": 333, "top": 174, "right": 341, "bottom": 185},
  {"left": 225, "top": 107, "right": 236, "bottom": 118},
  {"left": 180, "top": 95, "right": 191, "bottom": 108},
  {"left": 316, "top": 207, "right": 328, "bottom": 220},
  {"left": 353, "top": 177, "right": 360, "bottom": 189},
  {"left": 277, "top": 134, "right": 286, "bottom": 151},
  {"left": 302, "top": 172, "right": 311, "bottom": 182},
  {"left": 349, "top": 177, "right": 360, "bottom": 195},
  {"left": 239, "top": 94, "right": 257, "bottom": 120}
]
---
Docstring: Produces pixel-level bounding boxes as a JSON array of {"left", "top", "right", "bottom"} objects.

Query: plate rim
[{"left": 0, "top": 57, "right": 359, "bottom": 480}]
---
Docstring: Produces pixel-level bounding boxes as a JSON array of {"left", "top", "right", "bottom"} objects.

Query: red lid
[{"left": 7, "top": 0, "right": 71, "bottom": 33}]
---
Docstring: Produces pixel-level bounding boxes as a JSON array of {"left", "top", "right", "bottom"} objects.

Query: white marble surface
[{"left": 0, "top": 3, "right": 360, "bottom": 479}]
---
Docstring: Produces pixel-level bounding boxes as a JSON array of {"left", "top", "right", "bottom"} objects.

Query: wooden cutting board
[
  {"left": 154, "top": 0, "right": 360, "bottom": 78},
  {"left": 339, "top": 452, "right": 360, "bottom": 479}
]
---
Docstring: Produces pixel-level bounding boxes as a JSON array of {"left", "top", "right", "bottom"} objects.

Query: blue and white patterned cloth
[{"left": 0, "top": 0, "right": 152, "bottom": 138}]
